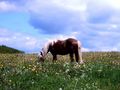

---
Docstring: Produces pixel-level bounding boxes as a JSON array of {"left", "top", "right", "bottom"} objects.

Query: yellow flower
[
  {"left": 0, "top": 64, "right": 3, "bottom": 68},
  {"left": 29, "top": 64, "right": 31, "bottom": 67},
  {"left": 34, "top": 65, "right": 37, "bottom": 68},
  {"left": 32, "top": 68, "right": 36, "bottom": 72}
]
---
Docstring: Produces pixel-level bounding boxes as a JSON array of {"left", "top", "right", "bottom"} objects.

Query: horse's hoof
[{"left": 79, "top": 60, "right": 84, "bottom": 64}]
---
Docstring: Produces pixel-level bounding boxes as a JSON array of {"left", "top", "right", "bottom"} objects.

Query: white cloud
[
  {"left": 26, "top": 0, "right": 86, "bottom": 13},
  {"left": 107, "top": 0, "right": 120, "bottom": 10},
  {"left": 52, "top": 0, "right": 87, "bottom": 11},
  {"left": 82, "top": 47, "right": 90, "bottom": 52},
  {"left": 0, "top": 1, "right": 17, "bottom": 11},
  {"left": 86, "top": 0, "right": 120, "bottom": 10},
  {"left": 0, "top": 28, "right": 42, "bottom": 52}
]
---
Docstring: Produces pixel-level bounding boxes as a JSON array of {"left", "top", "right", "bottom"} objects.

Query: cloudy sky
[{"left": 0, "top": 0, "right": 120, "bottom": 53}]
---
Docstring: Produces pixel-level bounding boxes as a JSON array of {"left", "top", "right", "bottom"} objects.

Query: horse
[{"left": 38, "top": 38, "right": 83, "bottom": 63}]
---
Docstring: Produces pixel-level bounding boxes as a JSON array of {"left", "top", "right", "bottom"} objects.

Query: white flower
[
  {"left": 59, "top": 88, "right": 62, "bottom": 90},
  {"left": 65, "top": 69, "right": 69, "bottom": 73}
]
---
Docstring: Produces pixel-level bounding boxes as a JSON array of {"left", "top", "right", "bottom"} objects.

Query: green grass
[{"left": 0, "top": 52, "right": 120, "bottom": 90}]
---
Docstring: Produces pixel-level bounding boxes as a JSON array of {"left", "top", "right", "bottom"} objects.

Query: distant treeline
[{"left": 0, "top": 45, "right": 24, "bottom": 53}]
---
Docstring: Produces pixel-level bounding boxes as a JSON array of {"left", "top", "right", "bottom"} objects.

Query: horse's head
[
  {"left": 38, "top": 49, "right": 45, "bottom": 62},
  {"left": 38, "top": 44, "right": 50, "bottom": 62},
  {"left": 38, "top": 41, "right": 53, "bottom": 62}
]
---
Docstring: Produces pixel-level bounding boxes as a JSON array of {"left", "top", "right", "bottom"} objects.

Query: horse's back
[{"left": 66, "top": 38, "right": 78, "bottom": 47}]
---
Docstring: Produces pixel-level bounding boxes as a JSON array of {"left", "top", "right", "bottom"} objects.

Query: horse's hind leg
[
  {"left": 75, "top": 48, "right": 83, "bottom": 64},
  {"left": 75, "top": 51, "right": 79, "bottom": 63}
]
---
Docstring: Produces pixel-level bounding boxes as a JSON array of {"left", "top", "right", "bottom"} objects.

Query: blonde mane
[{"left": 41, "top": 39, "right": 65, "bottom": 56}]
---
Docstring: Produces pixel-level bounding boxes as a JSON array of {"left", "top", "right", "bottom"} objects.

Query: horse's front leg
[
  {"left": 69, "top": 53, "right": 74, "bottom": 62},
  {"left": 53, "top": 55, "right": 57, "bottom": 62}
]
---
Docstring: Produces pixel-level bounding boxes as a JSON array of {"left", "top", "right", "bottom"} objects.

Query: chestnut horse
[{"left": 38, "top": 38, "right": 83, "bottom": 63}]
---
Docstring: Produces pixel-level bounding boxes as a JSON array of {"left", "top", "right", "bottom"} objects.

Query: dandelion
[
  {"left": 9, "top": 80, "right": 12, "bottom": 83},
  {"left": 29, "top": 67, "right": 31, "bottom": 70},
  {"left": 29, "top": 64, "right": 32, "bottom": 67},
  {"left": 65, "top": 69, "right": 69, "bottom": 73},
  {"left": 55, "top": 72, "right": 59, "bottom": 75},
  {"left": 32, "top": 68, "right": 36, "bottom": 72},
  {"left": 73, "top": 63, "right": 81, "bottom": 69},
  {"left": 63, "top": 62, "right": 69, "bottom": 67},
  {"left": 22, "top": 66, "right": 25, "bottom": 69},
  {"left": 2, "top": 73, "right": 5, "bottom": 76},
  {"left": 34, "top": 65, "right": 37, "bottom": 68},
  {"left": 59, "top": 88, "right": 62, "bottom": 90},
  {"left": 31, "top": 81, "right": 35, "bottom": 84},
  {"left": 0, "top": 64, "right": 3, "bottom": 68},
  {"left": 36, "top": 73, "right": 39, "bottom": 76},
  {"left": 98, "top": 69, "right": 102, "bottom": 72}
]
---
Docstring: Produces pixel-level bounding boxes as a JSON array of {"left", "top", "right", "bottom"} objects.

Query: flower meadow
[{"left": 0, "top": 52, "right": 120, "bottom": 90}]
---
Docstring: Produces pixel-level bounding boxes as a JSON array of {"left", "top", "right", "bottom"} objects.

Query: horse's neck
[
  {"left": 43, "top": 42, "right": 51, "bottom": 56},
  {"left": 43, "top": 40, "right": 59, "bottom": 55}
]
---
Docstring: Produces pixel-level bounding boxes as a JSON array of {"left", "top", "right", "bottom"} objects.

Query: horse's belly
[{"left": 56, "top": 49, "right": 68, "bottom": 55}]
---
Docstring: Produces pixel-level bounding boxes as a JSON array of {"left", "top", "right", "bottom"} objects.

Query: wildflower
[
  {"left": 2, "top": 73, "right": 5, "bottom": 76},
  {"left": 23, "top": 66, "right": 25, "bottom": 69},
  {"left": 98, "top": 69, "right": 102, "bottom": 72},
  {"left": 9, "top": 80, "right": 12, "bottom": 83},
  {"left": 32, "top": 68, "right": 36, "bottom": 72},
  {"left": 29, "top": 64, "right": 32, "bottom": 67},
  {"left": 29, "top": 67, "right": 31, "bottom": 70},
  {"left": 65, "top": 69, "right": 69, "bottom": 73},
  {"left": 73, "top": 63, "right": 81, "bottom": 68},
  {"left": 36, "top": 73, "right": 39, "bottom": 76},
  {"left": 31, "top": 81, "right": 35, "bottom": 84},
  {"left": 63, "top": 62, "right": 70, "bottom": 70},
  {"left": 59, "top": 88, "right": 62, "bottom": 90},
  {"left": 34, "top": 65, "right": 37, "bottom": 68},
  {"left": 63, "top": 62, "right": 69, "bottom": 67},
  {"left": 55, "top": 72, "right": 59, "bottom": 75},
  {"left": 0, "top": 64, "right": 3, "bottom": 68}
]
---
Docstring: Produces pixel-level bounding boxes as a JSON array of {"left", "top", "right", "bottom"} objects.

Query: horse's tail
[{"left": 77, "top": 40, "right": 83, "bottom": 64}]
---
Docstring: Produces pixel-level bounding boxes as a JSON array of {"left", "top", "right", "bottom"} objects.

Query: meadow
[{"left": 0, "top": 52, "right": 120, "bottom": 90}]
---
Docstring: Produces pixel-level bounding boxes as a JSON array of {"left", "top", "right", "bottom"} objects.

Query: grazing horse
[{"left": 38, "top": 38, "right": 83, "bottom": 63}]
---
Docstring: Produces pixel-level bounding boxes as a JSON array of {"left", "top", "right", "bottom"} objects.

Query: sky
[{"left": 0, "top": 0, "right": 120, "bottom": 53}]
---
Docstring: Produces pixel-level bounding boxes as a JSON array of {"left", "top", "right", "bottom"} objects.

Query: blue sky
[{"left": 0, "top": 0, "right": 120, "bottom": 53}]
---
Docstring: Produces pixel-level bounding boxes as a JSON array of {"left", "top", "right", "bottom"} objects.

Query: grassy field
[{"left": 0, "top": 52, "right": 120, "bottom": 90}]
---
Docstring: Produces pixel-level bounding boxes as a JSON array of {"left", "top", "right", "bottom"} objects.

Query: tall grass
[{"left": 0, "top": 52, "right": 120, "bottom": 90}]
